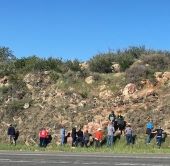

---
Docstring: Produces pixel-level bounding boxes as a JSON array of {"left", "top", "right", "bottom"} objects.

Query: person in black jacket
[
  {"left": 71, "top": 127, "right": 77, "bottom": 147},
  {"left": 7, "top": 124, "right": 16, "bottom": 145},
  {"left": 14, "top": 130, "right": 19, "bottom": 145}
]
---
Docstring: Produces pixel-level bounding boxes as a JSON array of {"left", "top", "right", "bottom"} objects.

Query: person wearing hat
[
  {"left": 125, "top": 123, "right": 133, "bottom": 145},
  {"left": 107, "top": 121, "right": 115, "bottom": 147},
  {"left": 94, "top": 128, "right": 103, "bottom": 147}
]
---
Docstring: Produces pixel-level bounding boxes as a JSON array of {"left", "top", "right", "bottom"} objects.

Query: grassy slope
[{"left": 1, "top": 136, "right": 170, "bottom": 154}]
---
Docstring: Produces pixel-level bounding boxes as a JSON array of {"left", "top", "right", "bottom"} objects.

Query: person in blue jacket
[{"left": 146, "top": 119, "right": 154, "bottom": 144}]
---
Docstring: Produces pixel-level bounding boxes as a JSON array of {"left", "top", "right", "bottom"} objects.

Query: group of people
[
  {"left": 7, "top": 111, "right": 167, "bottom": 149},
  {"left": 58, "top": 111, "right": 134, "bottom": 148},
  {"left": 58, "top": 111, "right": 166, "bottom": 148},
  {"left": 146, "top": 119, "right": 166, "bottom": 148}
]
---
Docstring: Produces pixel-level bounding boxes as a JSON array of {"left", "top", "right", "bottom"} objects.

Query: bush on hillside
[
  {"left": 65, "top": 59, "right": 81, "bottom": 72},
  {"left": 89, "top": 53, "right": 115, "bottom": 73},
  {"left": 120, "top": 46, "right": 147, "bottom": 59},
  {"left": 115, "top": 53, "right": 135, "bottom": 71},
  {"left": 141, "top": 54, "right": 170, "bottom": 71},
  {"left": 0, "top": 47, "right": 15, "bottom": 62},
  {"left": 125, "top": 64, "right": 154, "bottom": 85}
]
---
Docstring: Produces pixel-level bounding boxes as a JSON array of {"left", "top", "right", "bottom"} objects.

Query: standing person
[
  {"left": 107, "top": 122, "right": 115, "bottom": 147},
  {"left": 71, "top": 126, "right": 77, "bottom": 147},
  {"left": 153, "top": 126, "right": 164, "bottom": 148},
  {"left": 108, "top": 111, "right": 116, "bottom": 124},
  {"left": 146, "top": 119, "right": 154, "bottom": 144},
  {"left": 60, "top": 125, "right": 66, "bottom": 145},
  {"left": 7, "top": 124, "right": 16, "bottom": 145},
  {"left": 125, "top": 123, "right": 133, "bottom": 145},
  {"left": 117, "top": 112, "right": 125, "bottom": 134},
  {"left": 14, "top": 129, "right": 19, "bottom": 146},
  {"left": 83, "top": 130, "right": 91, "bottom": 148},
  {"left": 77, "top": 128, "right": 84, "bottom": 147},
  {"left": 45, "top": 128, "right": 52, "bottom": 146},
  {"left": 94, "top": 128, "right": 103, "bottom": 147},
  {"left": 39, "top": 128, "right": 47, "bottom": 147}
]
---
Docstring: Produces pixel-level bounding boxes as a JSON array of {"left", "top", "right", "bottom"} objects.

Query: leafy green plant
[{"left": 89, "top": 53, "right": 115, "bottom": 73}]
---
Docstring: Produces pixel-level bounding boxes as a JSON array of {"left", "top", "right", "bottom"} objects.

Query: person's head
[
  {"left": 127, "top": 123, "right": 131, "bottom": 127},
  {"left": 111, "top": 111, "right": 114, "bottom": 114},
  {"left": 67, "top": 132, "right": 71, "bottom": 137},
  {"left": 97, "top": 128, "right": 102, "bottom": 131},
  {"left": 79, "top": 128, "right": 82, "bottom": 131},
  {"left": 84, "top": 130, "right": 88, "bottom": 133},
  {"left": 9, "top": 124, "right": 12, "bottom": 127},
  {"left": 158, "top": 126, "right": 161, "bottom": 129},
  {"left": 117, "top": 110, "right": 122, "bottom": 115}
]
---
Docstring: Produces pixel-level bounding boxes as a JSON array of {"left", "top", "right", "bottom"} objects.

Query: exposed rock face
[
  {"left": 99, "top": 90, "right": 113, "bottom": 99},
  {"left": 0, "top": 76, "right": 9, "bottom": 87},
  {"left": 0, "top": 70, "right": 170, "bottom": 145},
  {"left": 122, "top": 83, "right": 137, "bottom": 99},
  {"left": 155, "top": 71, "right": 170, "bottom": 84},
  {"left": 80, "top": 62, "right": 89, "bottom": 70}
]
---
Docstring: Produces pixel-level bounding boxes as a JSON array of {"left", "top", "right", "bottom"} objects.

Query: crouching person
[{"left": 94, "top": 128, "right": 103, "bottom": 147}]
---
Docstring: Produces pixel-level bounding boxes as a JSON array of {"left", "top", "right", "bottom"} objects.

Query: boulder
[
  {"left": 111, "top": 63, "right": 121, "bottom": 73},
  {"left": 122, "top": 83, "right": 137, "bottom": 98},
  {"left": 85, "top": 76, "right": 94, "bottom": 84}
]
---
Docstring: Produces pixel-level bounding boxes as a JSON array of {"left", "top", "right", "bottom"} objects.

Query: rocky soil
[{"left": 0, "top": 71, "right": 170, "bottom": 145}]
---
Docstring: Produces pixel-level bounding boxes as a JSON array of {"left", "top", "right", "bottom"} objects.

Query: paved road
[{"left": 0, "top": 151, "right": 170, "bottom": 166}]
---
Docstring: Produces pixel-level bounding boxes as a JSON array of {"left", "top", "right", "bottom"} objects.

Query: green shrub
[
  {"left": 50, "top": 71, "right": 60, "bottom": 82},
  {"left": 125, "top": 64, "right": 152, "bottom": 85},
  {"left": 14, "top": 56, "right": 64, "bottom": 73},
  {"left": 115, "top": 53, "right": 135, "bottom": 71},
  {"left": 92, "top": 73, "right": 101, "bottom": 81},
  {"left": 89, "top": 53, "right": 115, "bottom": 73},
  {"left": 65, "top": 59, "right": 81, "bottom": 72},
  {"left": 141, "top": 54, "right": 170, "bottom": 71}
]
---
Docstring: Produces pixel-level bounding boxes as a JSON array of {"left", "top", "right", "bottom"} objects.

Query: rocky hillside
[{"left": 0, "top": 46, "right": 170, "bottom": 145}]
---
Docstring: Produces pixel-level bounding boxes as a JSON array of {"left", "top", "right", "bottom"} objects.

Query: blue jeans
[
  {"left": 107, "top": 135, "right": 114, "bottom": 146},
  {"left": 61, "top": 135, "right": 65, "bottom": 145},
  {"left": 146, "top": 134, "right": 152, "bottom": 143},
  {"left": 156, "top": 136, "right": 162, "bottom": 147},
  {"left": 126, "top": 134, "right": 132, "bottom": 145}
]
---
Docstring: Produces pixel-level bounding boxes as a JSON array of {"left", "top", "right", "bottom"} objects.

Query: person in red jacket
[
  {"left": 39, "top": 128, "right": 47, "bottom": 147},
  {"left": 94, "top": 128, "right": 103, "bottom": 147}
]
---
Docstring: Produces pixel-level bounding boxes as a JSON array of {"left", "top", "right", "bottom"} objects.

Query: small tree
[{"left": 0, "top": 47, "right": 15, "bottom": 62}]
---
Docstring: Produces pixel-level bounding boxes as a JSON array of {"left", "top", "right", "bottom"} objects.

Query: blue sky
[{"left": 0, "top": 0, "right": 170, "bottom": 61}]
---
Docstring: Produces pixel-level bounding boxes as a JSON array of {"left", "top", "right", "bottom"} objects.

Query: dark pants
[
  {"left": 72, "top": 136, "right": 77, "bottom": 147},
  {"left": 39, "top": 137, "right": 46, "bottom": 147},
  {"left": 94, "top": 139, "right": 101, "bottom": 147},
  {"left": 156, "top": 136, "right": 162, "bottom": 147},
  {"left": 84, "top": 140, "right": 89, "bottom": 147}
]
